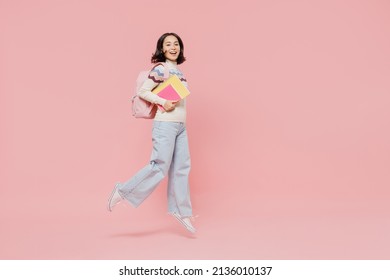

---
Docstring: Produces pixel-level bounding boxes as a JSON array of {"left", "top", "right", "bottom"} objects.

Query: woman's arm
[
  {"left": 138, "top": 64, "right": 176, "bottom": 111},
  {"left": 138, "top": 64, "right": 167, "bottom": 106}
]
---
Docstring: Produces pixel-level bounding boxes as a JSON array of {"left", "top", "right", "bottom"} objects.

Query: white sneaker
[
  {"left": 107, "top": 183, "right": 123, "bottom": 212},
  {"left": 170, "top": 212, "right": 196, "bottom": 234}
]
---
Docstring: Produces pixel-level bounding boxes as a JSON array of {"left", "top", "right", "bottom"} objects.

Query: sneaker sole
[
  {"left": 170, "top": 213, "right": 196, "bottom": 234},
  {"left": 107, "top": 183, "right": 121, "bottom": 212}
]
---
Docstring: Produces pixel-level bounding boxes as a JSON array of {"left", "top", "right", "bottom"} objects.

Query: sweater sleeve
[{"left": 138, "top": 64, "right": 167, "bottom": 106}]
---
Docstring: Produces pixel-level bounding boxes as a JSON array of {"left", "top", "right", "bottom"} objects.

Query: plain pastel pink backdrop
[{"left": 1, "top": 0, "right": 390, "bottom": 259}]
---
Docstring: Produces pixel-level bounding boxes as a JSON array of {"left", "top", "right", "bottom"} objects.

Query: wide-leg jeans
[{"left": 117, "top": 121, "right": 192, "bottom": 217}]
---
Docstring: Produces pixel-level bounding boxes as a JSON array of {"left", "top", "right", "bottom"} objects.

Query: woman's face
[{"left": 162, "top": 35, "right": 180, "bottom": 62}]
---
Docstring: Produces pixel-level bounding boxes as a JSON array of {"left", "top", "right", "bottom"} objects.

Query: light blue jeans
[{"left": 117, "top": 121, "right": 192, "bottom": 217}]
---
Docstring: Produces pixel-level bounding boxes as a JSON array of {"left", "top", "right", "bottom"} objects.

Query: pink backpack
[{"left": 131, "top": 63, "right": 170, "bottom": 119}]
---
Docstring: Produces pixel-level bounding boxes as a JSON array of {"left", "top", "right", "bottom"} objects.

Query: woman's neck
[{"left": 165, "top": 59, "right": 177, "bottom": 67}]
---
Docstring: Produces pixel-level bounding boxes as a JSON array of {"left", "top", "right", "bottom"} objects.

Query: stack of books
[{"left": 152, "top": 75, "right": 190, "bottom": 111}]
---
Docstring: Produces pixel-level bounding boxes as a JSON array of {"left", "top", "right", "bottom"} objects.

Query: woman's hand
[{"left": 163, "top": 100, "right": 176, "bottom": 112}]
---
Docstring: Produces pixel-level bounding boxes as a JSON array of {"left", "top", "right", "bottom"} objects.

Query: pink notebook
[
  {"left": 152, "top": 75, "right": 190, "bottom": 111},
  {"left": 157, "top": 84, "right": 181, "bottom": 101}
]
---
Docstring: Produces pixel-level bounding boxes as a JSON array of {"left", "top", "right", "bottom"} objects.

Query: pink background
[{"left": 1, "top": 0, "right": 390, "bottom": 259}]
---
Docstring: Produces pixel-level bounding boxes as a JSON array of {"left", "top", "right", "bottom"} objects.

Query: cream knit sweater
[{"left": 138, "top": 60, "right": 189, "bottom": 123}]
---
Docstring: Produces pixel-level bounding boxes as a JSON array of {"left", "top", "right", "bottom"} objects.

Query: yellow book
[{"left": 152, "top": 75, "right": 190, "bottom": 101}]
